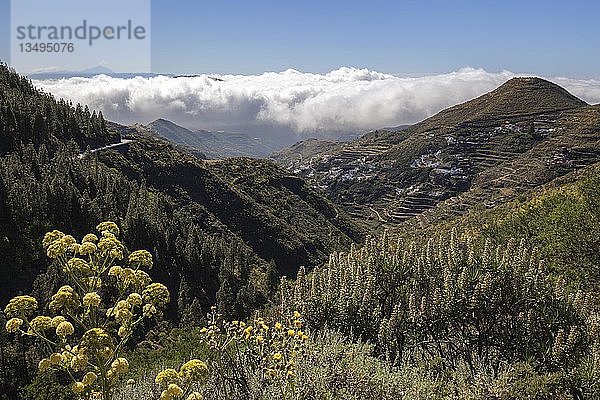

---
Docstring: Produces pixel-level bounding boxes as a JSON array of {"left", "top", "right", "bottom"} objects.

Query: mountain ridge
[
  {"left": 146, "top": 118, "right": 279, "bottom": 158},
  {"left": 274, "top": 77, "right": 600, "bottom": 228}
]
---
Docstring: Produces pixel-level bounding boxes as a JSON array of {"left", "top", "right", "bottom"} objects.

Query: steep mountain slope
[
  {"left": 0, "top": 64, "right": 363, "bottom": 319},
  {"left": 0, "top": 63, "right": 119, "bottom": 154},
  {"left": 146, "top": 118, "right": 278, "bottom": 158},
  {"left": 269, "top": 138, "right": 344, "bottom": 170},
  {"left": 97, "top": 132, "right": 363, "bottom": 272},
  {"left": 280, "top": 78, "right": 600, "bottom": 226},
  {"left": 395, "top": 160, "right": 600, "bottom": 288},
  {"left": 269, "top": 127, "right": 411, "bottom": 170}
]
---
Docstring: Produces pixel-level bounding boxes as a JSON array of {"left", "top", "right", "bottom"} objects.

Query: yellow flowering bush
[
  {"left": 28, "top": 315, "right": 52, "bottom": 333},
  {"left": 4, "top": 295, "right": 38, "bottom": 317},
  {"left": 3, "top": 222, "right": 171, "bottom": 400},
  {"left": 5, "top": 317, "right": 24, "bottom": 333},
  {"left": 55, "top": 320, "right": 75, "bottom": 337},
  {"left": 179, "top": 359, "right": 209, "bottom": 385},
  {"left": 154, "top": 360, "right": 209, "bottom": 400},
  {"left": 167, "top": 307, "right": 308, "bottom": 399}
]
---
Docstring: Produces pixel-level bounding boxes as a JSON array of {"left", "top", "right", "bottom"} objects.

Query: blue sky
[{"left": 1, "top": 0, "right": 599, "bottom": 77}]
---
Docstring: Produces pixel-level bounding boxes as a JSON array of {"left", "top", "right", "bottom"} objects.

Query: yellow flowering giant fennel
[{"left": 3, "top": 222, "right": 179, "bottom": 400}]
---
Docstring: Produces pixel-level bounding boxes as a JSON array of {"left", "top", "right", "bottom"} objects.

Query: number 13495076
[{"left": 18, "top": 43, "right": 75, "bottom": 52}]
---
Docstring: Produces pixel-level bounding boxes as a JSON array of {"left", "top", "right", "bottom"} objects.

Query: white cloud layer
[{"left": 33, "top": 67, "right": 600, "bottom": 143}]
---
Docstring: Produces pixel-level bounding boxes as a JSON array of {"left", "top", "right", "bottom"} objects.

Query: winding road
[{"left": 78, "top": 139, "right": 133, "bottom": 159}]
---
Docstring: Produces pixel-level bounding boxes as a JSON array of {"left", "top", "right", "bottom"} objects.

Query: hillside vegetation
[
  {"left": 1, "top": 63, "right": 599, "bottom": 399},
  {"left": 0, "top": 63, "right": 118, "bottom": 154},
  {"left": 397, "top": 162, "right": 600, "bottom": 288},
  {"left": 0, "top": 62, "right": 362, "bottom": 325}
]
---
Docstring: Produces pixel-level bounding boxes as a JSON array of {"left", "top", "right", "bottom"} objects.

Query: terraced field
[{"left": 273, "top": 78, "right": 600, "bottom": 229}]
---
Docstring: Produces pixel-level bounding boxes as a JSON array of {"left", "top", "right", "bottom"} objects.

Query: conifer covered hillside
[
  {"left": 0, "top": 64, "right": 363, "bottom": 319},
  {"left": 0, "top": 64, "right": 119, "bottom": 154}
]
